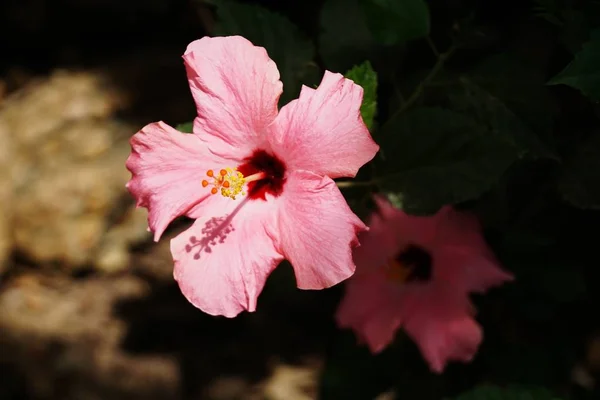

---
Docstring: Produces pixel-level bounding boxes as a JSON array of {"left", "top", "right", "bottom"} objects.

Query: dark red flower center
[
  {"left": 395, "top": 244, "right": 433, "bottom": 282},
  {"left": 237, "top": 149, "right": 287, "bottom": 200}
]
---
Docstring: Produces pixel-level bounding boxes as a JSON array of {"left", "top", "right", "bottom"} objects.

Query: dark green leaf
[
  {"left": 532, "top": 0, "right": 563, "bottom": 26},
  {"left": 471, "top": 55, "right": 555, "bottom": 137},
  {"left": 345, "top": 61, "right": 378, "bottom": 131},
  {"left": 558, "top": 133, "right": 600, "bottom": 209},
  {"left": 533, "top": 1, "right": 599, "bottom": 53},
  {"left": 319, "top": 332, "right": 404, "bottom": 400},
  {"left": 548, "top": 28, "right": 600, "bottom": 100},
  {"left": 359, "top": 0, "right": 430, "bottom": 45},
  {"left": 379, "top": 107, "right": 519, "bottom": 214},
  {"left": 403, "top": 55, "right": 557, "bottom": 159},
  {"left": 559, "top": 9, "right": 593, "bottom": 53},
  {"left": 318, "top": 0, "right": 378, "bottom": 71},
  {"left": 453, "top": 24, "right": 500, "bottom": 50},
  {"left": 452, "top": 384, "right": 564, "bottom": 400},
  {"left": 210, "top": 0, "right": 318, "bottom": 105},
  {"left": 175, "top": 122, "right": 193, "bottom": 133},
  {"left": 451, "top": 54, "right": 557, "bottom": 159},
  {"left": 448, "top": 81, "right": 554, "bottom": 160}
]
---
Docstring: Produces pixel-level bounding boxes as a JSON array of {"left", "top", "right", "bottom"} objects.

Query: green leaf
[
  {"left": 385, "top": 192, "right": 405, "bottom": 210},
  {"left": 175, "top": 122, "right": 193, "bottom": 133},
  {"left": 209, "top": 0, "right": 318, "bottom": 105},
  {"left": 452, "top": 384, "right": 564, "bottom": 400},
  {"left": 472, "top": 55, "right": 555, "bottom": 136},
  {"left": 557, "top": 133, "right": 600, "bottom": 209},
  {"left": 532, "top": 0, "right": 562, "bottom": 25},
  {"left": 345, "top": 61, "right": 378, "bottom": 131},
  {"left": 358, "top": 0, "right": 430, "bottom": 45},
  {"left": 379, "top": 107, "right": 519, "bottom": 214},
  {"left": 559, "top": 9, "right": 593, "bottom": 53},
  {"left": 448, "top": 81, "right": 554, "bottom": 161},
  {"left": 319, "top": 332, "right": 404, "bottom": 400},
  {"left": 453, "top": 24, "right": 500, "bottom": 50},
  {"left": 548, "top": 28, "right": 600, "bottom": 100},
  {"left": 318, "top": 0, "right": 378, "bottom": 71},
  {"left": 452, "top": 54, "right": 557, "bottom": 159}
]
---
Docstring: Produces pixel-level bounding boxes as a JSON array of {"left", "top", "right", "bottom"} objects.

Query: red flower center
[
  {"left": 396, "top": 244, "right": 433, "bottom": 282},
  {"left": 237, "top": 149, "right": 287, "bottom": 200},
  {"left": 383, "top": 244, "right": 433, "bottom": 283}
]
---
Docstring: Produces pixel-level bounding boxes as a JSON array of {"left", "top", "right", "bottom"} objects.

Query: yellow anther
[
  {"left": 203, "top": 167, "right": 247, "bottom": 200},
  {"left": 220, "top": 167, "right": 246, "bottom": 200}
]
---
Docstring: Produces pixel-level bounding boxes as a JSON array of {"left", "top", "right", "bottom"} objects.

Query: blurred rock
[
  {"left": 572, "top": 363, "right": 595, "bottom": 391},
  {"left": 0, "top": 69, "right": 151, "bottom": 272},
  {"left": 0, "top": 113, "right": 13, "bottom": 274},
  {"left": 131, "top": 227, "right": 191, "bottom": 281},
  {"left": 374, "top": 391, "right": 398, "bottom": 400},
  {"left": 203, "top": 360, "right": 322, "bottom": 400},
  {"left": 96, "top": 206, "right": 152, "bottom": 274},
  {"left": 204, "top": 376, "right": 256, "bottom": 400},
  {"left": 261, "top": 362, "right": 321, "bottom": 400},
  {"left": 586, "top": 330, "right": 600, "bottom": 372},
  {"left": 0, "top": 272, "right": 180, "bottom": 400}
]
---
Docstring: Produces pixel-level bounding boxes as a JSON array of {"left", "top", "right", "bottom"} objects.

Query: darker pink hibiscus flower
[
  {"left": 335, "top": 196, "right": 513, "bottom": 373},
  {"left": 125, "top": 36, "right": 379, "bottom": 317}
]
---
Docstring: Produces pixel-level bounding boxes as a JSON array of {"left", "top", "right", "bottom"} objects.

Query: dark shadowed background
[{"left": 1, "top": 0, "right": 600, "bottom": 399}]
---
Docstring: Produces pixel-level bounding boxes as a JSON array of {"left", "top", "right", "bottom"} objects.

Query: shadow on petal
[{"left": 181, "top": 197, "right": 249, "bottom": 260}]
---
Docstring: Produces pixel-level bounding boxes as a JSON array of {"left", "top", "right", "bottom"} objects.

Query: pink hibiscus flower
[
  {"left": 335, "top": 196, "right": 513, "bottom": 373},
  {"left": 125, "top": 36, "right": 379, "bottom": 318}
]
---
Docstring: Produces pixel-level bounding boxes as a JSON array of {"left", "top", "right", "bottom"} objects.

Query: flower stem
[
  {"left": 426, "top": 36, "right": 440, "bottom": 58},
  {"left": 387, "top": 40, "right": 457, "bottom": 121},
  {"left": 336, "top": 180, "right": 377, "bottom": 189}
]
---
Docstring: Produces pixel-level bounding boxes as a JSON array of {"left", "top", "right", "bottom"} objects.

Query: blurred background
[
  {"left": 0, "top": 1, "right": 336, "bottom": 399},
  {"left": 1, "top": 0, "right": 600, "bottom": 399}
]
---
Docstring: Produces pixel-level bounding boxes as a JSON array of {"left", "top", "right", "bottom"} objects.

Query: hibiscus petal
[
  {"left": 372, "top": 195, "right": 439, "bottom": 246},
  {"left": 434, "top": 248, "right": 514, "bottom": 294},
  {"left": 336, "top": 273, "right": 406, "bottom": 353},
  {"left": 431, "top": 206, "right": 493, "bottom": 252},
  {"left": 171, "top": 199, "right": 284, "bottom": 318},
  {"left": 276, "top": 170, "right": 367, "bottom": 289},
  {"left": 353, "top": 210, "right": 400, "bottom": 276},
  {"left": 184, "top": 36, "right": 283, "bottom": 159},
  {"left": 268, "top": 71, "right": 379, "bottom": 178},
  {"left": 427, "top": 206, "right": 513, "bottom": 293},
  {"left": 126, "top": 121, "right": 227, "bottom": 241},
  {"left": 370, "top": 198, "right": 514, "bottom": 293},
  {"left": 402, "top": 286, "right": 482, "bottom": 373}
]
